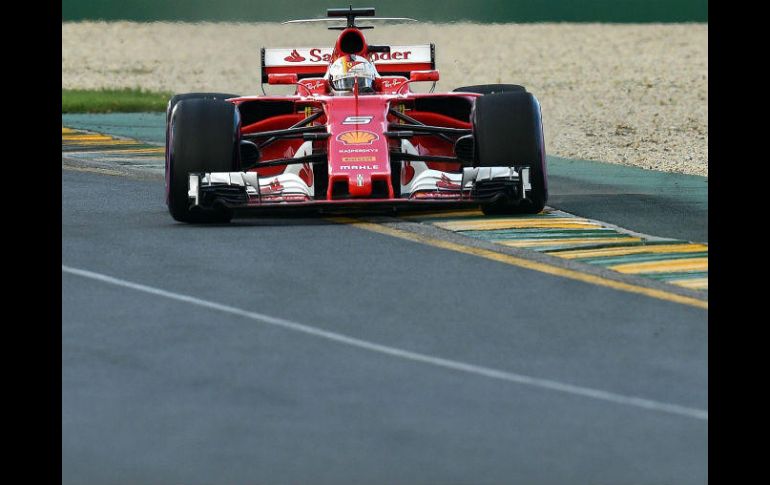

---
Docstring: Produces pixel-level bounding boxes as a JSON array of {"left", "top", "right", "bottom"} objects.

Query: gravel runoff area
[{"left": 62, "top": 22, "right": 707, "bottom": 176}]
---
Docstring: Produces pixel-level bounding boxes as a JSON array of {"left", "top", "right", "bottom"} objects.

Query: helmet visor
[{"left": 331, "top": 76, "right": 374, "bottom": 91}]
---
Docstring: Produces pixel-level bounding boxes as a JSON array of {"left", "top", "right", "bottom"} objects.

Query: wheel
[
  {"left": 472, "top": 91, "right": 547, "bottom": 215},
  {"left": 164, "top": 92, "right": 240, "bottom": 204},
  {"left": 167, "top": 98, "right": 239, "bottom": 223},
  {"left": 166, "top": 92, "right": 240, "bottom": 125},
  {"left": 166, "top": 98, "right": 240, "bottom": 223},
  {"left": 453, "top": 84, "right": 526, "bottom": 95}
]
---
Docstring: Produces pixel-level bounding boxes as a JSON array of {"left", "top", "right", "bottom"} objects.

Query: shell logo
[{"left": 337, "top": 130, "right": 379, "bottom": 145}]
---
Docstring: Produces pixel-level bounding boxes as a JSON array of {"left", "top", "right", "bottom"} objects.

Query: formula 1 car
[{"left": 165, "top": 6, "right": 547, "bottom": 223}]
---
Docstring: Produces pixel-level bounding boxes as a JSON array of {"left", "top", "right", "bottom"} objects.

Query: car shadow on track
[
  {"left": 165, "top": 218, "right": 339, "bottom": 228},
  {"left": 165, "top": 207, "right": 447, "bottom": 228}
]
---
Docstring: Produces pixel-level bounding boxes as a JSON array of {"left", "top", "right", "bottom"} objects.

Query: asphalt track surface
[
  {"left": 62, "top": 166, "right": 707, "bottom": 484},
  {"left": 62, "top": 113, "right": 708, "bottom": 243}
]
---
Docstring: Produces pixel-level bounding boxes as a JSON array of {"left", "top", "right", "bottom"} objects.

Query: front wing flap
[{"left": 188, "top": 166, "right": 533, "bottom": 213}]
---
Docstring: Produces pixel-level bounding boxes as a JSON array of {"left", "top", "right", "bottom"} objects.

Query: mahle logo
[{"left": 337, "top": 130, "right": 379, "bottom": 145}]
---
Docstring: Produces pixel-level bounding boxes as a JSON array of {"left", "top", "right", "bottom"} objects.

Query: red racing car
[{"left": 165, "top": 7, "right": 547, "bottom": 223}]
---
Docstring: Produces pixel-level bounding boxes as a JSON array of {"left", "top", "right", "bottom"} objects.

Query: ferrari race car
[{"left": 165, "top": 7, "right": 547, "bottom": 223}]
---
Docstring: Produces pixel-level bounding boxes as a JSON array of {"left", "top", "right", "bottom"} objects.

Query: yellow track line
[
  {"left": 669, "top": 278, "right": 708, "bottom": 290},
  {"left": 497, "top": 236, "right": 642, "bottom": 248},
  {"left": 62, "top": 139, "right": 142, "bottom": 147},
  {"left": 493, "top": 223, "right": 605, "bottom": 230},
  {"left": 331, "top": 217, "right": 707, "bottom": 310},
  {"left": 62, "top": 129, "right": 162, "bottom": 153},
  {"left": 552, "top": 243, "right": 709, "bottom": 259},
  {"left": 62, "top": 135, "right": 118, "bottom": 142},
  {"left": 435, "top": 218, "right": 601, "bottom": 231},
  {"left": 94, "top": 148, "right": 164, "bottom": 154},
  {"left": 610, "top": 257, "right": 708, "bottom": 274}
]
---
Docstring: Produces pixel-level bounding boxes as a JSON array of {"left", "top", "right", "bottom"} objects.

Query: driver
[{"left": 327, "top": 54, "right": 378, "bottom": 94}]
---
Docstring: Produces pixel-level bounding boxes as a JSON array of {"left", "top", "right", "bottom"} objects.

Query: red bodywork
[
  {"left": 181, "top": 25, "right": 488, "bottom": 211},
  {"left": 226, "top": 27, "right": 479, "bottom": 205},
  {"left": 233, "top": 91, "right": 474, "bottom": 202}
]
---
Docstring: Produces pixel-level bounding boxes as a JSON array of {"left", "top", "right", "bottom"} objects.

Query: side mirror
[
  {"left": 409, "top": 70, "right": 440, "bottom": 82},
  {"left": 268, "top": 73, "right": 299, "bottom": 85}
]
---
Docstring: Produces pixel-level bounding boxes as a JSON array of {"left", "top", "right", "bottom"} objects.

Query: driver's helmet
[{"left": 327, "top": 54, "right": 378, "bottom": 93}]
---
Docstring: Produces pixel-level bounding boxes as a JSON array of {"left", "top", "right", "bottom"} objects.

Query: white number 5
[{"left": 342, "top": 116, "right": 373, "bottom": 124}]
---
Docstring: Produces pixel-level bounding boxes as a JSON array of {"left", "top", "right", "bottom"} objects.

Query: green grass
[{"left": 62, "top": 88, "right": 172, "bottom": 113}]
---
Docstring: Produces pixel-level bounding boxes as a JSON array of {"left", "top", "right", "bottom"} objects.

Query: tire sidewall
[
  {"left": 472, "top": 91, "right": 548, "bottom": 213},
  {"left": 167, "top": 98, "right": 240, "bottom": 222},
  {"left": 165, "top": 93, "right": 239, "bottom": 204}
]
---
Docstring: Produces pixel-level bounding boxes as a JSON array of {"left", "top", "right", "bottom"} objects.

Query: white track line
[{"left": 62, "top": 265, "right": 708, "bottom": 421}]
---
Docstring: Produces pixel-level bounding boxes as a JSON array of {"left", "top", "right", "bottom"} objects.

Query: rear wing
[{"left": 260, "top": 44, "right": 435, "bottom": 82}]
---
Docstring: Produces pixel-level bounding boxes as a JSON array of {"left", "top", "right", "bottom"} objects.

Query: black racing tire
[
  {"left": 167, "top": 98, "right": 240, "bottom": 223},
  {"left": 472, "top": 91, "right": 547, "bottom": 215},
  {"left": 164, "top": 93, "right": 240, "bottom": 201},
  {"left": 166, "top": 92, "right": 240, "bottom": 125},
  {"left": 453, "top": 84, "right": 526, "bottom": 95}
]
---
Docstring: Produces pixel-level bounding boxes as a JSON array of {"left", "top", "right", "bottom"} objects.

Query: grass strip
[{"left": 62, "top": 88, "right": 172, "bottom": 113}]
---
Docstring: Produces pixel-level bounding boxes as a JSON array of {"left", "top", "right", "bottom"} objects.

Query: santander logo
[
  {"left": 368, "top": 50, "right": 413, "bottom": 61},
  {"left": 294, "top": 48, "right": 414, "bottom": 63},
  {"left": 284, "top": 49, "right": 306, "bottom": 62}
]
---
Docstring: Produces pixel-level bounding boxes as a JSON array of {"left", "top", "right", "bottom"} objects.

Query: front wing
[{"left": 187, "top": 165, "right": 533, "bottom": 214}]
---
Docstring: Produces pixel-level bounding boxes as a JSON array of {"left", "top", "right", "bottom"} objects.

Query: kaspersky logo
[{"left": 284, "top": 49, "right": 306, "bottom": 62}]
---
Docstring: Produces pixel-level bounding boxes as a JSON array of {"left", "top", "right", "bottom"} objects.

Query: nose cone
[
  {"left": 325, "top": 95, "right": 392, "bottom": 199},
  {"left": 349, "top": 172, "right": 371, "bottom": 197}
]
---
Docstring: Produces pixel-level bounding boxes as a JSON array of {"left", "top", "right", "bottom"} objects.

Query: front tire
[
  {"left": 164, "top": 92, "right": 240, "bottom": 206},
  {"left": 472, "top": 91, "right": 547, "bottom": 215},
  {"left": 166, "top": 92, "right": 240, "bottom": 125},
  {"left": 166, "top": 98, "right": 240, "bottom": 223},
  {"left": 453, "top": 84, "right": 526, "bottom": 95}
]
